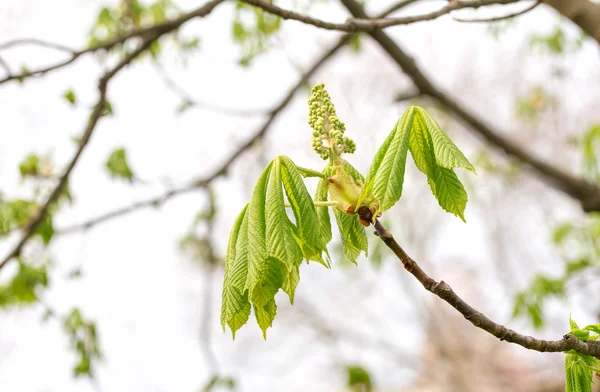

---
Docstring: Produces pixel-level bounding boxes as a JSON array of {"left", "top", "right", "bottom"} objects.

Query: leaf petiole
[
  {"left": 295, "top": 165, "right": 325, "bottom": 178},
  {"left": 284, "top": 200, "right": 339, "bottom": 208}
]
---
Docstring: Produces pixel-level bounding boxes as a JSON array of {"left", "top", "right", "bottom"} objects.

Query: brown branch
[
  {"left": 453, "top": 0, "right": 540, "bottom": 22},
  {"left": 543, "top": 0, "right": 600, "bottom": 46},
  {"left": 0, "top": 0, "right": 225, "bottom": 270},
  {"left": 377, "top": 0, "right": 420, "bottom": 17},
  {"left": 0, "top": 0, "right": 224, "bottom": 86},
  {"left": 341, "top": 0, "right": 600, "bottom": 213},
  {"left": 57, "top": 36, "right": 349, "bottom": 234},
  {"left": 371, "top": 218, "right": 600, "bottom": 359},
  {"left": 240, "top": 0, "right": 523, "bottom": 33}
]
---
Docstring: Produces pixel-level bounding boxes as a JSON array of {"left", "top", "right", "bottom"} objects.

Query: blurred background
[{"left": 0, "top": 0, "right": 599, "bottom": 391}]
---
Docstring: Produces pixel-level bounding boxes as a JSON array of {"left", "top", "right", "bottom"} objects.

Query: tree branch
[
  {"left": 371, "top": 218, "right": 600, "bottom": 359},
  {"left": 341, "top": 0, "right": 600, "bottom": 213},
  {"left": 0, "top": 0, "right": 225, "bottom": 270},
  {"left": 453, "top": 0, "right": 540, "bottom": 22},
  {"left": 57, "top": 35, "right": 348, "bottom": 234},
  {"left": 543, "top": 0, "right": 600, "bottom": 46},
  {"left": 0, "top": 38, "right": 77, "bottom": 54},
  {"left": 0, "top": 0, "right": 224, "bottom": 86},
  {"left": 239, "top": 0, "right": 523, "bottom": 33}
]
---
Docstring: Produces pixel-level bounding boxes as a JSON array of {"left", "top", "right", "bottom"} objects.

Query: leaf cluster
[{"left": 565, "top": 316, "right": 600, "bottom": 392}]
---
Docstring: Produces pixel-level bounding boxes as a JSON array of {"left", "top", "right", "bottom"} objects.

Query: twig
[
  {"left": 340, "top": 0, "right": 600, "bottom": 213},
  {"left": 0, "top": 0, "right": 225, "bottom": 270},
  {"left": 0, "top": 38, "right": 77, "bottom": 54},
  {"left": 153, "top": 61, "right": 269, "bottom": 117},
  {"left": 372, "top": 218, "right": 600, "bottom": 359},
  {"left": 378, "top": 0, "right": 420, "bottom": 17},
  {"left": 0, "top": 0, "right": 224, "bottom": 86},
  {"left": 0, "top": 55, "right": 11, "bottom": 76},
  {"left": 452, "top": 0, "right": 540, "bottom": 22},
  {"left": 57, "top": 36, "right": 347, "bottom": 234},
  {"left": 239, "top": 0, "right": 522, "bottom": 33}
]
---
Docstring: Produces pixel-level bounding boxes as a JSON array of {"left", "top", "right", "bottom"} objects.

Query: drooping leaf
[
  {"left": 314, "top": 175, "right": 333, "bottom": 247},
  {"left": 244, "top": 163, "right": 273, "bottom": 296},
  {"left": 279, "top": 156, "right": 327, "bottom": 265},
  {"left": 566, "top": 353, "right": 593, "bottom": 392},
  {"left": 428, "top": 166, "right": 468, "bottom": 222},
  {"left": 333, "top": 209, "right": 368, "bottom": 265},
  {"left": 266, "top": 158, "right": 303, "bottom": 271},
  {"left": 220, "top": 205, "right": 251, "bottom": 338},
  {"left": 253, "top": 299, "right": 277, "bottom": 340}
]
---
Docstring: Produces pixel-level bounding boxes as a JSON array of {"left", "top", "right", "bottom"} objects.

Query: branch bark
[
  {"left": 0, "top": 0, "right": 225, "bottom": 270},
  {"left": 340, "top": 0, "right": 600, "bottom": 213},
  {"left": 543, "top": 0, "right": 600, "bottom": 46},
  {"left": 371, "top": 218, "right": 600, "bottom": 359},
  {"left": 240, "top": 0, "right": 522, "bottom": 33}
]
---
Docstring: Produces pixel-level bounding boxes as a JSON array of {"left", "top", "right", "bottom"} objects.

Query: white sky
[{"left": 1, "top": 1, "right": 599, "bottom": 391}]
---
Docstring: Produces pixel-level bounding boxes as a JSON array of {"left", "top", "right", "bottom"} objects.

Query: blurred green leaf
[
  {"left": 346, "top": 365, "right": 373, "bottom": 392},
  {"left": 105, "top": 148, "right": 134, "bottom": 181},
  {"left": 63, "top": 89, "right": 77, "bottom": 106},
  {"left": 63, "top": 308, "right": 102, "bottom": 378},
  {"left": 0, "top": 262, "right": 48, "bottom": 307}
]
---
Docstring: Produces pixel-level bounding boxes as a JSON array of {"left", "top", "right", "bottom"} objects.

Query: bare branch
[
  {"left": 0, "top": 38, "right": 77, "bottom": 54},
  {"left": 0, "top": 55, "right": 11, "bottom": 76},
  {"left": 341, "top": 0, "right": 600, "bottom": 213},
  {"left": 153, "top": 62, "right": 269, "bottom": 117},
  {"left": 371, "top": 218, "right": 600, "bottom": 359},
  {"left": 57, "top": 36, "right": 348, "bottom": 234},
  {"left": 0, "top": 0, "right": 225, "bottom": 270},
  {"left": 544, "top": 0, "right": 600, "bottom": 46},
  {"left": 378, "top": 0, "right": 420, "bottom": 17},
  {"left": 453, "top": 0, "right": 540, "bottom": 22},
  {"left": 239, "top": 0, "right": 523, "bottom": 33},
  {"left": 0, "top": 0, "right": 224, "bottom": 86}
]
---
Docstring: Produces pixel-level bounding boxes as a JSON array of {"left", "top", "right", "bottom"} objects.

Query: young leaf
[
  {"left": 266, "top": 158, "right": 303, "bottom": 271},
  {"left": 314, "top": 175, "right": 333, "bottom": 247},
  {"left": 358, "top": 108, "right": 415, "bottom": 212},
  {"left": 333, "top": 209, "right": 368, "bottom": 264},
  {"left": 570, "top": 313, "right": 581, "bottom": 331},
  {"left": 566, "top": 353, "right": 593, "bottom": 392},
  {"left": 418, "top": 108, "right": 475, "bottom": 172},
  {"left": 279, "top": 156, "right": 327, "bottom": 264},
  {"left": 409, "top": 108, "right": 469, "bottom": 221},
  {"left": 220, "top": 205, "right": 251, "bottom": 339},
  {"left": 244, "top": 162, "right": 273, "bottom": 298},
  {"left": 250, "top": 257, "right": 282, "bottom": 338}
]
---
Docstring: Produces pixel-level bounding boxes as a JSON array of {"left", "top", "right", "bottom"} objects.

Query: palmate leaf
[
  {"left": 221, "top": 155, "right": 330, "bottom": 338},
  {"left": 279, "top": 156, "right": 329, "bottom": 267},
  {"left": 359, "top": 106, "right": 474, "bottom": 221},
  {"left": 220, "top": 204, "right": 251, "bottom": 339},
  {"left": 357, "top": 109, "right": 414, "bottom": 212}
]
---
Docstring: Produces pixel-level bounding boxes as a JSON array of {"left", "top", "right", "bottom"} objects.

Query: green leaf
[
  {"left": 333, "top": 209, "right": 368, "bottom": 265},
  {"left": 266, "top": 158, "right": 303, "bottom": 304},
  {"left": 314, "top": 176, "right": 332, "bottom": 247},
  {"left": 566, "top": 353, "right": 593, "bottom": 392},
  {"left": 220, "top": 205, "right": 251, "bottom": 338},
  {"left": 63, "top": 89, "right": 77, "bottom": 106},
  {"left": 570, "top": 313, "right": 581, "bottom": 331},
  {"left": 409, "top": 109, "right": 469, "bottom": 221},
  {"left": 244, "top": 163, "right": 272, "bottom": 295},
  {"left": 360, "top": 106, "right": 473, "bottom": 220},
  {"left": 19, "top": 154, "right": 40, "bottom": 178},
  {"left": 346, "top": 365, "right": 373, "bottom": 392},
  {"left": 583, "top": 324, "right": 600, "bottom": 335},
  {"left": 105, "top": 148, "right": 134, "bottom": 181},
  {"left": 428, "top": 166, "right": 469, "bottom": 222},
  {"left": 358, "top": 108, "right": 414, "bottom": 212},
  {"left": 253, "top": 298, "right": 277, "bottom": 340},
  {"left": 266, "top": 158, "right": 303, "bottom": 270},
  {"left": 419, "top": 108, "right": 475, "bottom": 172},
  {"left": 279, "top": 156, "right": 326, "bottom": 264}
]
